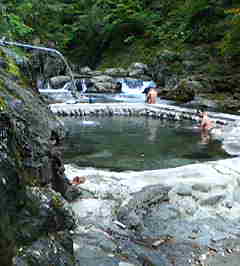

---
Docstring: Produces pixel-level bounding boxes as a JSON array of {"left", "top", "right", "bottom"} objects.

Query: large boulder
[
  {"left": 0, "top": 47, "right": 76, "bottom": 265},
  {"left": 90, "top": 75, "right": 116, "bottom": 92},
  {"left": 128, "top": 62, "right": 150, "bottom": 80},
  {"left": 160, "top": 78, "right": 197, "bottom": 102},
  {"left": 49, "top": 75, "right": 72, "bottom": 89},
  {"left": 104, "top": 67, "right": 128, "bottom": 77}
]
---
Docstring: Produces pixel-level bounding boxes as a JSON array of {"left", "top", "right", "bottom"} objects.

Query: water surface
[{"left": 62, "top": 116, "right": 231, "bottom": 171}]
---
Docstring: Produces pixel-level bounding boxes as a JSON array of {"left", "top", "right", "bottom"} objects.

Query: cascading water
[
  {"left": 0, "top": 38, "right": 78, "bottom": 98},
  {"left": 117, "top": 78, "right": 156, "bottom": 94},
  {"left": 103, "top": 78, "right": 157, "bottom": 103},
  {"left": 39, "top": 77, "right": 158, "bottom": 103},
  {"left": 81, "top": 79, "right": 88, "bottom": 94},
  {"left": 0, "top": 38, "right": 158, "bottom": 103}
]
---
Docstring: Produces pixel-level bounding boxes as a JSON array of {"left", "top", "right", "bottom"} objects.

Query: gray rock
[
  {"left": 49, "top": 75, "right": 71, "bottom": 89},
  {"left": 104, "top": 68, "right": 128, "bottom": 77},
  {"left": 200, "top": 194, "right": 226, "bottom": 206}
]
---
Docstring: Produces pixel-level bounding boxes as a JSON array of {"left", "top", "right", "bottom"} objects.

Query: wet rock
[
  {"left": 64, "top": 155, "right": 240, "bottom": 265},
  {"left": 186, "top": 95, "right": 219, "bottom": 109},
  {"left": 222, "top": 122, "right": 240, "bottom": 155},
  {"left": 169, "top": 183, "right": 193, "bottom": 196},
  {"left": 91, "top": 75, "right": 115, "bottom": 92},
  {"left": 78, "top": 66, "right": 92, "bottom": 74},
  {"left": 160, "top": 78, "right": 197, "bottom": 103},
  {"left": 72, "top": 199, "right": 116, "bottom": 227},
  {"left": 200, "top": 194, "right": 226, "bottom": 206},
  {"left": 204, "top": 252, "right": 240, "bottom": 266},
  {"left": 118, "top": 184, "right": 171, "bottom": 226},
  {"left": 192, "top": 183, "right": 211, "bottom": 193},
  {"left": 49, "top": 75, "right": 71, "bottom": 89},
  {"left": 0, "top": 47, "right": 77, "bottom": 265},
  {"left": 156, "top": 240, "right": 207, "bottom": 266},
  {"left": 128, "top": 62, "right": 149, "bottom": 79},
  {"left": 104, "top": 67, "right": 128, "bottom": 77},
  {"left": 13, "top": 236, "right": 74, "bottom": 266},
  {"left": 76, "top": 257, "right": 120, "bottom": 266}
]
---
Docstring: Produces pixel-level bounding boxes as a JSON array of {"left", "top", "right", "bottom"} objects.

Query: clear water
[{"left": 62, "top": 116, "right": 231, "bottom": 172}]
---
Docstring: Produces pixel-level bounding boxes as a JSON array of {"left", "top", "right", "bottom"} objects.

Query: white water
[
  {"left": 81, "top": 79, "right": 88, "bottom": 94},
  {"left": 117, "top": 78, "right": 156, "bottom": 94},
  {"left": 39, "top": 77, "right": 157, "bottom": 103},
  {"left": 0, "top": 39, "right": 78, "bottom": 97}
]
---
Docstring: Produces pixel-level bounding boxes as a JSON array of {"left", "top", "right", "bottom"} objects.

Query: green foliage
[
  {"left": 96, "top": 0, "right": 143, "bottom": 21},
  {"left": 0, "top": 97, "right": 7, "bottom": 111},
  {"left": 219, "top": 8, "right": 240, "bottom": 56},
  {"left": 0, "top": 5, "right": 32, "bottom": 39},
  {"left": 0, "top": 0, "right": 239, "bottom": 66},
  {"left": 7, "top": 14, "right": 33, "bottom": 37},
  {"left": 51, "top": 194, "right": 64, "bottom": 208},
  {"left": 153, "top": 0, "right": 223, "bottom": 44}
]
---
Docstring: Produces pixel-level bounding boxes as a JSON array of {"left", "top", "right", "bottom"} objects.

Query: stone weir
[{"left": 50, "top": 102, "right": 240, "bottom": 126}]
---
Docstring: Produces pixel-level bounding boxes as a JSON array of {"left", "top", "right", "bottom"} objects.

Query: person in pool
[
  {"left": 147, "top": 87, "right": 158, "bottom": 104},
  {"left": 199, "top": 110, "right": 213, "bottom": 131},
  {"left": 198, "top": 109, "right": 214, "bottom": 144}
]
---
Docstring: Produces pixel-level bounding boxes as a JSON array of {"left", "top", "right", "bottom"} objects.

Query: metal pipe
[{"left": 0, "top": 38, "right": 77, "bottom": 98}]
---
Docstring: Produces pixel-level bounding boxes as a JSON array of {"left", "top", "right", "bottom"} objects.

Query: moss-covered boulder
[
  {"left": 159, "top": 78, "right": 197, "bottom": 102},
  {"left": 0, "top": 46, "right": 76, "bottom": 265}
]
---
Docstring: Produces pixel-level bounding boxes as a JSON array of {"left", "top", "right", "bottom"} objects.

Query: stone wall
[{"left": 50, "top": 102, "right": 240, "bottom": 126}]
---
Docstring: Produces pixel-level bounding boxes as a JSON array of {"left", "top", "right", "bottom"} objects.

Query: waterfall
[
  {"left": 0, "top": 38, "right": 78, "bottom": 98},
  {"left": 80, "top": 79, "right": 88, "bottom": 95},
  {"left": 117, "top": 78, "right": 156, "bottom": 94}
]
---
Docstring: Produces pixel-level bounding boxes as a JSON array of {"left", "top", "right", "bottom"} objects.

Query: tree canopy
[{"left": 0, "top": 0, "right": 239, "bottom": 66}]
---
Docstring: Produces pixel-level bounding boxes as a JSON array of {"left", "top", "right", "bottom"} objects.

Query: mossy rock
[
  {"left": 163, "top": 87, "right": 195, "bottom": 102},
  {"left": 160, "top": 78, "right": 200, "bottom": 102}
]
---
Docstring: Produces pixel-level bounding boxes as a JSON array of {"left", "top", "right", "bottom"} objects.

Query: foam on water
[{"left": 117, "top": 78, "right": 156, "bottom": 95}]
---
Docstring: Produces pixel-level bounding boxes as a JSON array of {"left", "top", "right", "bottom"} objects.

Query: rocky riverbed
[
  {"left": 65, "top": 156, "right": 240, "bottom": 266},
  {"left": 53, "top": 102, "right": 240, "bottom": 266},
  {"left": 2, "top": 42, "right": 240, "bottom": 265}
]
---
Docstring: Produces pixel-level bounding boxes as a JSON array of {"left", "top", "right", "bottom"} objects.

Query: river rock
[
  {"left": 91, "top": 75, "right": 116, "bottom": 92},
  {"left": 65, "top": 155, "right": 240, "bottom": 265},
  {"left": 0, "top": 47, "right": 77, "bottom": 265},
  {"left": 49, "top": 75, "right": 71, "bottom": 89},
  {"left": 104, "top": 67, "right": 128, "bottom": 77}
]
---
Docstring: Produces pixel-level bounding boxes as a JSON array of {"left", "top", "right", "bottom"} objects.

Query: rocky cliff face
[
  {"left": 0, "top": 47, "right": 76, "bottom": 265},
  {"left": 148, "top": 47, "right": 240, "bottom": 111}
]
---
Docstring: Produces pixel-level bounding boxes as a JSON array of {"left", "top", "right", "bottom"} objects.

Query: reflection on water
[{"left": 62, "top": 117, "right": 231, "bottom": 171}]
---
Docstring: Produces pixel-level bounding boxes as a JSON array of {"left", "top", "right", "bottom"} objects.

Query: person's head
[
  {"left": 197, "top": 108, "right": 207, "bottom": 118},
  {"left": 116, "top": 82, "right": 122, "bottom": 87},
  {"left": 143, "top": 87, "right": 150, "bottom": 94},
  {"left": 150, "top": 87, "right": 156, "bottom": 91}
]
